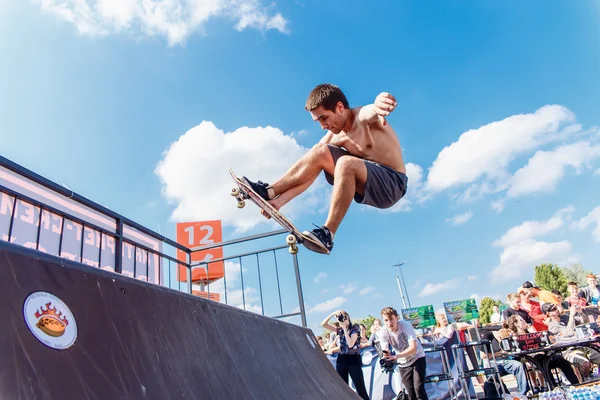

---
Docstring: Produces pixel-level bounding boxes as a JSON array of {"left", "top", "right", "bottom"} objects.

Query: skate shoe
[
  {"left": 241, "top": 177, "right": 271, "bottom": 201},
  {"left": 302, "top": 225, "right": 333, "bottom": 255}
]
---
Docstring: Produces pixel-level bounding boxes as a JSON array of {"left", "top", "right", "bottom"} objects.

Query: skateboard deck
[{"left": 228, "top": 168, "right": 329, "bottom": 255}]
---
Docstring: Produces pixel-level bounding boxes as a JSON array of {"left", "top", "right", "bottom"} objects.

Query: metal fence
[{"left": 0, "top": 155, "right": 307, "bottom": 326}]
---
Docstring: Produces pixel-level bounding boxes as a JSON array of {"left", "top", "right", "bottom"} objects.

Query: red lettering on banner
[
  {"left": 136, "top": 249, "right": 147, "bottom": 265},
  {"left": 106, "top": 236, "right": 115, "bottom": 253},
  {"left": 20, "top": 202, "right": 34, "bottom": 224},
  {"left": 123, "top": 242, "right": 133, "bottom": 258},
  {"left": 84, "top": 227, "right": 94, "bottom": 246},
  {"left": 0, "top": 193, "right": 14, "bottom": 216},
  {"left": 51, "top": 214, "right": 62, "bottom": 234}
]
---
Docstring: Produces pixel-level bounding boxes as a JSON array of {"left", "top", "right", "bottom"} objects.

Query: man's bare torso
[{"left": 324, "top": 106, "right": 406, "bottom": 173}]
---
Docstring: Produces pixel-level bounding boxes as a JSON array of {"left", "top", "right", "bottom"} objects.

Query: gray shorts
[{"left": 324, "top": 145, "right": 408, "bottom": 209}]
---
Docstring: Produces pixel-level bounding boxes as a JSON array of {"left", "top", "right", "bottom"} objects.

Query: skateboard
[{"left": 228, "top": 168, "right": 329, "bottom": 255}]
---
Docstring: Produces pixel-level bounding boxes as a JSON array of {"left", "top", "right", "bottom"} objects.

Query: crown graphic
[{"left": 35, "top": 302, "right": 69, "bottom": 326}]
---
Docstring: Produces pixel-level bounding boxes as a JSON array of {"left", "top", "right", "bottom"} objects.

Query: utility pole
[{"left": 391, "top": 261, "right": 411, "bottom": 308}]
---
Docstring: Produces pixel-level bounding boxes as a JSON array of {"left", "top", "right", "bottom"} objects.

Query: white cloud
[
  {"left": 339, "top": 282, "right": 357, "bottom": 295},
  {"left": 468, "top": 276, "right": 477, "bottom": 281},
  {"left": 490, "top": 240, "right": 573, "bottom": 281},
  {"left": 571, "top": 206, "right": 600, "bottom": 242},
  {"left": 491, "top": 200, "right": 505, "bottom": 213},
  {"left": 156, "top": 121, "right": 329, "bottom": 232},
  {"left": 385, "top": 162, "right": 425, "bottom": 212},
  {"left": 493, "top": 216, "right": 565, "bottom": 248},
  {"left": 426, "top": 105, "right": 576, "bottom": 193},
  {"left": 490, "top": 209, "right": 577, "bottom": 281},
  {"left": 308, "top": 296, "right": 346, "bottom": 314},
  {"left": 34, "top": 0, "right": 288, "bottom": 46},
  {"left": 418, "top": 278, "right": 460, "bottom": 298},
  {"left": 313, "top": 272, "right": 327, "bottom": 284},
  {"left": 359, "top": 286, "right": 375, "bottom": 296},
  {"left": 508, "top": 141, "right": 600, "bottom": 197},
  {"left": 445, "top": 211, "right": 473, "bottom": 226},
  {"left": 595, "top": 168, "right": 600, "bottom": 176}
]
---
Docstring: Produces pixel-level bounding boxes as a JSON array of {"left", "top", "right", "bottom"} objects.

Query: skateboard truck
[
  {"left": 230, "top": 185, "right": 299, "bottom": 254},
  {"left": 230, "top": 186, "right": 245, "bottom": 208}
]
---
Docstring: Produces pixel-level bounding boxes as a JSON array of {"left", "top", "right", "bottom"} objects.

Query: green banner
[
  {"left": 443, "top": 298, "right": 479, "bottom": 323},
  {"left": 401, "top": 305, "right": 436, "bottom": 328}
]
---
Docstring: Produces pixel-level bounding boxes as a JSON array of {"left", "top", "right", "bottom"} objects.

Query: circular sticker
[{"left": 23, "top": 291, "right": 77, "bottom": 350}]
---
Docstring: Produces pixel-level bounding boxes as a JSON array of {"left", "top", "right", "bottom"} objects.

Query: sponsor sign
[{"left": 23, "top": 291, "right": 77, "bottom": 350}]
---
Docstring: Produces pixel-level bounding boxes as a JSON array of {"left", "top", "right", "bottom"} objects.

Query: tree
[
  {"left": 354, "top": 314, "right": 377, "bottom": 338},
  {"left": 480, "top": 297, "right": 504, "bottom": 324},
  {"left": 533, "top": 263, "right": 568, "bottom": 295},
  {"left": 561, "top": 263, "right": 592, "bottom": 287}
]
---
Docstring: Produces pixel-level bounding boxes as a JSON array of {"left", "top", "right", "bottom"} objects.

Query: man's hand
[{"left": 374, "top": 92, "right": 397, "bottom": 126}]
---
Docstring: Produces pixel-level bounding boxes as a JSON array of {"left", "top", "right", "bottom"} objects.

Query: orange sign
[{"left": 176, "top": 220, "right": 224, "bottom": 284}]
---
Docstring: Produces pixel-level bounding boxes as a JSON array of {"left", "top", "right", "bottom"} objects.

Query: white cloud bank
[
  {"left": 421, "top": 105, "right": 599, "bottom": 208},
  {"left": 418, "top": 278, "right": 460, "bottom": 298},
  {"left": 445, "top": 211, "right": 473, "bottom": 226},
  {"left": 572, "top": 206, "right": 600, "bottom": 242},
  {"left": 156, "top": 121, "right": 329, "bottom": 232},
  {"left": 490, "top": 208, "right": 577, "bottom": 281},
  {"left": 308, "top": 296, "right": 346, "bottom": 314},
  {"left": 34, "top": 0, "right": 288, "bottom": 45}
]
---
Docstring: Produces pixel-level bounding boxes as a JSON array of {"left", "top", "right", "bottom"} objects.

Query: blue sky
[{"left": 1, "top": 0, "right": 600, "bottom": 333}]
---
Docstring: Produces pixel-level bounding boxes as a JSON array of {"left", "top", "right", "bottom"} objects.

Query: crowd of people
[{"left": 316, "top": 274, "right": 600, "bottom": 400}]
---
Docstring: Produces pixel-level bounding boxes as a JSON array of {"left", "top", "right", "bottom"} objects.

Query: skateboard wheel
[
  {"left": 231, "top": 187, "right": 240, "bottom": 196},
  {"left": 286, "top": 234, "right": 297, "bottom": 245},
  {"left": 237, "top": 200, "right": 245, "bottom": 208},
  {"left": 289, "top": 245, "right": 298, "bottom": 255}
]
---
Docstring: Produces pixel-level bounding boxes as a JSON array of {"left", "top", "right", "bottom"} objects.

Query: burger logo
[{"left": 23, "top": 292, "right": 77, "bottom": 350}]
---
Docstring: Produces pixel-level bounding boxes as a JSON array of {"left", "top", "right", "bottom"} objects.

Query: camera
[
  {"left": 379, "top": 355, "right": 396, "bottom": 373},
  {"left": 337, "top": 314, "right": 346, "bottom": 323}
]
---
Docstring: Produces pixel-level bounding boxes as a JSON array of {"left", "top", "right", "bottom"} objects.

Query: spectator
[
  {"left": 317, "top": 336, "right": 327, "bottom": 352},
  {"left": 368, "top": 318, "right": 382, "bottom": 352},
  {"left": 505, "top": 314, "right": 580, "bottom": 385},
  {"left": 480, "top": 328, "right": 530, "bottom": 395},
  {"left": 321, "top": 310, "right": 370, "bottom": 400},
  {"left": 433, "top": 312, "right": 455, "bottom": 340},
  {"left": 359, "top": 324, "right": 370, "bottom": 348},
  {"left": 518, "top": 286, "right": 548, "bottom": 331},
  {"left": 542, "top": 302, "right": 599, "bottom": 378},
  {"left": 578, "top": 274, "right": 600, "bottom": 306},
  {"left": 521, "top": 281, "right": 562, "bottom": 312},
  {"left": 566, "top": 282, "right": 587, "bottom": 307},
  {"left": 490, "top": 305, "right": 502, "bottom": 324},
  {"left": 502, "top": 293, "right": 534, "bottom": 326},
  {"left": 378, "top": 306, "right": 428, "bottom": 400}
]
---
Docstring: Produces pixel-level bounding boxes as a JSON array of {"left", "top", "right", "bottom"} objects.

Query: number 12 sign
[{"left": 176, "top": 220, "right": 224, "bottom": 284}]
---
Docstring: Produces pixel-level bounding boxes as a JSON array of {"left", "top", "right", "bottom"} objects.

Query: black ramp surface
[{"left": 0, "top": 242, "right": 360, "bottom": 400}]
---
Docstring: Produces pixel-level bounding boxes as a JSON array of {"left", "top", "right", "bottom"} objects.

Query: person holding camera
[
  {"left": 378, "top": 306, "right": 428, "bottom": 400},
  {"left": 321, "top": 309, "right": 370, "bottom": 400}
]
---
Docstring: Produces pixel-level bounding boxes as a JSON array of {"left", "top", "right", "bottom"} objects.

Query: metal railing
[{"left": 0, "top": 155, "right": 308, "bottom": 326}]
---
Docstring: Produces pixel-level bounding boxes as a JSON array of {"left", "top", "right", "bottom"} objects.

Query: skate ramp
[{"left": 0, "top": 242, "right": 359, "bottom": 400}]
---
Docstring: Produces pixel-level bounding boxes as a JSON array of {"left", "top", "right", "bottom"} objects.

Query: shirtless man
[{"left": 242, "top": 84, "right": 407, "bottom": 254}]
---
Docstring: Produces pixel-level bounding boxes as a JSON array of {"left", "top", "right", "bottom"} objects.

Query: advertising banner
[
  {"left": 443, "top": 298, "right": 479, "bottom": 323},
  {"left": 401, "top": 305, "right": 436, "bottom": 329}
]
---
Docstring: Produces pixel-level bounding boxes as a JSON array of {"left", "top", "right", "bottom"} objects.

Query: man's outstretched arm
[{"left": 358, "top": 92, "right": 398, "bottom": 125}]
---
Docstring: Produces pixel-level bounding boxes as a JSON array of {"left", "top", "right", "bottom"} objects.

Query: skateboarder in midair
[{"left": 243, "top": 84, "right": 407, "bottom": 253}]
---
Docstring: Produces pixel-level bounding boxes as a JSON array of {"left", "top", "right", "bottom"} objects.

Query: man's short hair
[
  {"left": 381, "top": 306, "right": 398, "bottom": 319},
  {"left": 541, "top": 302, "right": 558, "bottom": 314},
  {"left": 506, "top": 293, "right": 519, "bottom": 303},
  {"left": 305, "top": 84, "right": 349, "bottom": 112},
  {"left": 567, "top": 281, "right": 578, "bottom": 287},
  {"left": 522, "top": 281, "right": 538, "bottom": 289},
  {"left": 587, "top": 273, "right": 596, "bottom": 279},
  {"left": 551, "top": 289, "right": 562, "bottom": 296}
]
